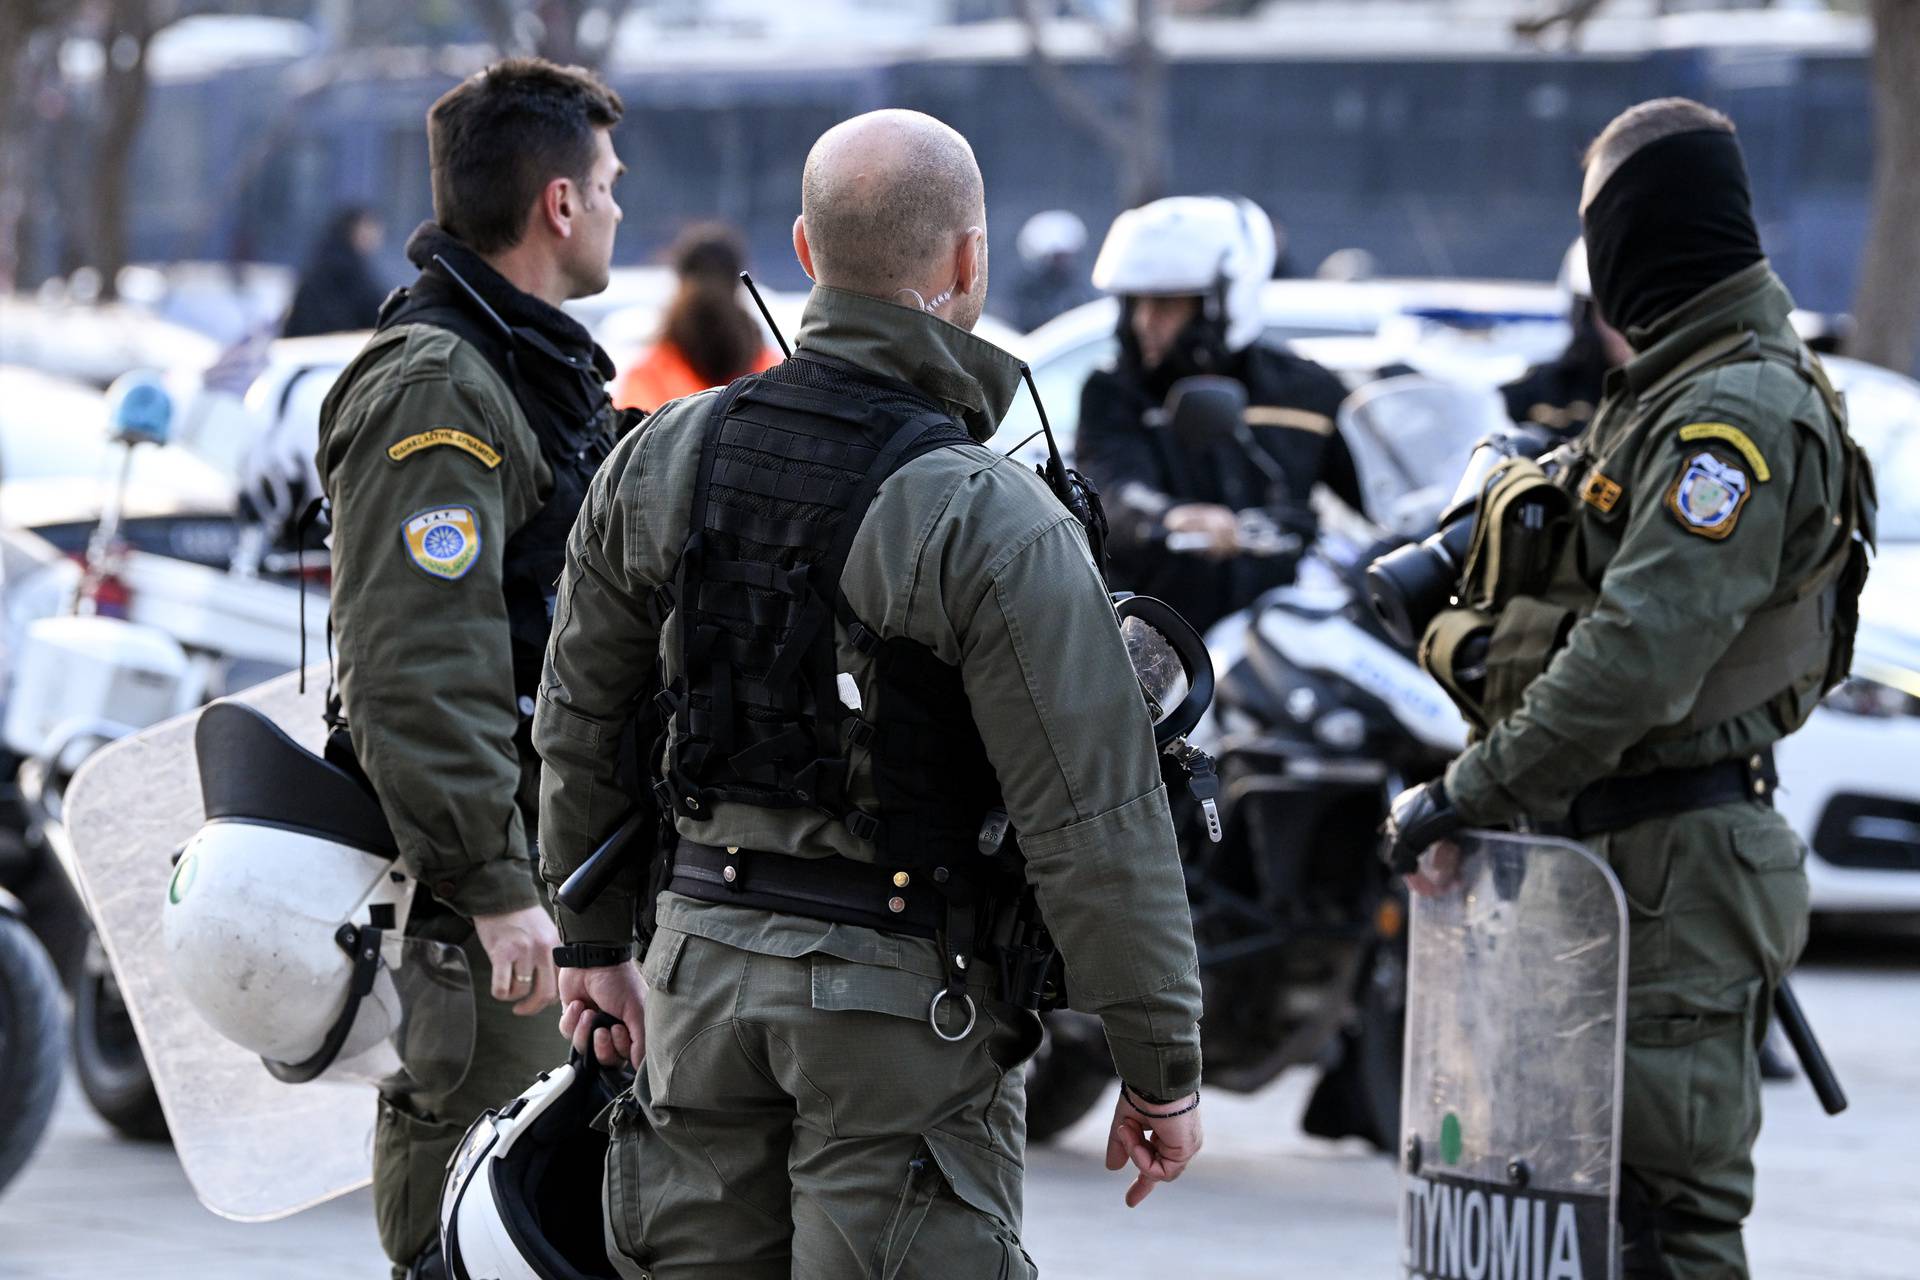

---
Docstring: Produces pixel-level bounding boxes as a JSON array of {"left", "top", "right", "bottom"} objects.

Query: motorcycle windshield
[{"left": 1338, "top": 376, "right": 1511, "bottom": 535}]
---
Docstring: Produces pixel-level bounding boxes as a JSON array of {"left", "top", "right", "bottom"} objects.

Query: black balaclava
[{"left": 1581, "top": 128, "right": 1765, "bottom": 339}]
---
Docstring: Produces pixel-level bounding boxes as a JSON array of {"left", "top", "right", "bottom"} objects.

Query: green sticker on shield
[{"left": 1440, "top": 1111, "right": 1463, "bottom": 1165}]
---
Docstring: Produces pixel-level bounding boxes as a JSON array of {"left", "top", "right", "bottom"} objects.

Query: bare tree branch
[
  {"left": 1018, "top": 1, "right": 1133, "bottom": 158},
  {"left": 0, "top": 0, "right": 67, "bottom": 289},
  {"left": 1512, "top": 0, "right": 1609, "bottom": 45},
  {"left": 1849, "top": 0, "right": 1920, "bottom": 370}
]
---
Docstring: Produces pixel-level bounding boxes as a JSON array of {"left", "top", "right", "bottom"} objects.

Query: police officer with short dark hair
[
  {"left": 536, "top": 109, "right": 1205, "bottom": 1277},
  {"left": 1384, "top": 98, "right": 1873, "bottom": 1280},
  {"left": 315, "top": 58, "right": 626, "bottom": 1278}
]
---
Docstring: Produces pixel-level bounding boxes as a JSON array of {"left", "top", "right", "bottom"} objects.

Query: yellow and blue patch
[{"left": 402, "top": 506, "right": 481, "bottom": 580}]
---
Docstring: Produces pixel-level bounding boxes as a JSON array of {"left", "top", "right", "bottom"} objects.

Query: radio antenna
[{"left": 739, "top": 272, "right": 791, "bottom": 358}]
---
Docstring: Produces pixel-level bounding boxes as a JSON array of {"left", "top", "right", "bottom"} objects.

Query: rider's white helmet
[
  {"left": 1091, "top": 195, "right": 1277, "bottom": 352},
  {"left": 1016, "top": 209, "right": 1088, "bottom": 265}
]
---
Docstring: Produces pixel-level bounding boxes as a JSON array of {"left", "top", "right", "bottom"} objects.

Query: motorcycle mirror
[
  {"left": 1160, "top": 376, "right": 1249, "bottom": 454},
  {"left": 1113, "top": 593, "right": 1215, "bottom": 747}
]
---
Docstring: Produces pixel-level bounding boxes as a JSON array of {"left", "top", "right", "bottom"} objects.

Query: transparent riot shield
[
  {"left": 1399, "top": 830, "right": 1626, "bottom": 1280},
  {"left": 63, "top": 669, "right": 393, "bottom": 1221}
]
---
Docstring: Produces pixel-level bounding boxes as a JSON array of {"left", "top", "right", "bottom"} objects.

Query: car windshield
[{"left": 1827, "top": 360, "right": 1920, "bottom": 543}]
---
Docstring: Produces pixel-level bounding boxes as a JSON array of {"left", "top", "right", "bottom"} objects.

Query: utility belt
[
  {"left": 666, "top": 840, "right": 1064, "bottom": 1028},
  {"left": 1549, "top": 749, "right": 1776, "bottom": 840}
]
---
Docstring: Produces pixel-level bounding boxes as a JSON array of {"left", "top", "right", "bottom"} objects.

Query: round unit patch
[{"left": 402, "top": 505, "right": 482, "bottom": 580}]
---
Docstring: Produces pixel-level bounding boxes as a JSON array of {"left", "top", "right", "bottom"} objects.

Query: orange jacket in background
[{"left": 612, "top": 340, "right": 780, "bottom": 413}]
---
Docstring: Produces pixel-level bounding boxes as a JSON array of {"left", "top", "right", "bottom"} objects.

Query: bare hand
[
  {"left": 558, "top": 962, "right": 648, "bottom": 1070},
  {"left": 472, "top": 904, "right": 561, "bottom": 1014},
  {"left": 1163, "top": 504, "right": 1240, "bottom": 559},
  {"left": 1105, "top": 1087, "right": 1203, "bottom": 1207},
  {"left": 1404, "top": 839, "right": 1462, "bottom": 899}
]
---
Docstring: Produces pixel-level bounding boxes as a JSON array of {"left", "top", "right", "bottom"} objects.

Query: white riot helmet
[
  {"left": 439, "top": 1028, "right": 628, "bottom": 1280},
  {"left": 1091, "top": 195, "right": 1277, "bottom": 352},
  {"left": 1017, "top": 209, "right": 1088, "bottom": 266},
  {"left": 163, "top": 700, "right": 474, "bottom": 1092},
  {"left": 1558, "top": 237, "right": 1592, "bottom": 304}
]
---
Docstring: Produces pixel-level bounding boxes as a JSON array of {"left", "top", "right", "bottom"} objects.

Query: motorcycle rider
[
  {"left": 1500, "top": 237, "right": 1633, "bottom": 439},
  {"left": 534, "top": 108, "right": 1205, "bottom": 1277},
  {"left": 1383, "top": 98, "right": 1873, "bottom": 1279},
  {"left": 315, "top": 59, "right": 624, "bottom": 1278},
  {"left": 1075, "top": 196, "right": 1364, "bottom": 634}
]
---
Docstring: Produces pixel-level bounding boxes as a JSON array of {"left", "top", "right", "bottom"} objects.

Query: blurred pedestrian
[
  {"left": 611, "top": 222, "right": 777, "bottom": 411},
  {"left": 282, "top": 205, "right": 388, "bottom": 337}
]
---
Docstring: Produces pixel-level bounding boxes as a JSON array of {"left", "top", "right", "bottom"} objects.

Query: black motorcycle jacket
[{"left": 1077, "top": 341, "right": 1362, "bottom": 632}]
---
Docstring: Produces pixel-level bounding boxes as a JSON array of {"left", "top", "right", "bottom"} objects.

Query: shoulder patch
[
  {"left": 1677, "top": 422, "right": 1770, "bottom": 482},
  {"left": 402, "top": 506, "right": 482, "bottom": 580},
  {"left": 387, "top": 428, "right": 502, "bottom": 470},
  {"left": 1665, "top": 451, "right": 1751, "bottom": 540}
]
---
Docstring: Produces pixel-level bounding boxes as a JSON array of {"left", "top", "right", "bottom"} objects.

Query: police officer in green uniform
[
  {"left": 1381, "top": 99, "right": 1873, "bottom": 1279},
  {"left": 314, "top": 59, "right": 626, "bottom": 1278},
  {"left": 535, "top": 109, "right": 1206, "bottom": 1278}
]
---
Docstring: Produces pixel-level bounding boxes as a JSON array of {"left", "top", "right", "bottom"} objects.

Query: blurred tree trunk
[
  {"left": 90, "top": 0, "right": 160, "bottom": 302},
  {"left": 470, "top": 0, "right": 634, "bottom": 70},
  {"left": 1019, "top": 0, "right": 1168, "bottom": 207},
  {"left": 1849, "top": 0, "right": 1920, "bottom": 372},
  {"left": 0, "top": 1, "right": 66, "bottom": 291}
]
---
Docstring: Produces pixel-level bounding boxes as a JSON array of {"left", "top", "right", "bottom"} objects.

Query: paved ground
[{"left": 3, "top": 924, "right": 1916, "bottom": 1279}]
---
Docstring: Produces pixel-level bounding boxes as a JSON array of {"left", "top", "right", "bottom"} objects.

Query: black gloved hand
[{"left": 1380, "top": 779, "right": 1463, "bottom": 874}]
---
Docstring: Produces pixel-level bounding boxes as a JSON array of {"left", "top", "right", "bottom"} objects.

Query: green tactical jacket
[
  {"left": 1448, "top": 263, "right": 1857, "bottom": 826},
  {"left": 317, "top": 324, "right": 553, "bottom": 918},
  {"left": 534, "top": 285, "right": 1205, "bottom": 1098}
]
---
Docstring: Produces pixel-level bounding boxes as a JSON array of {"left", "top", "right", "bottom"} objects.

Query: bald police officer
[
  {"left": 315, "top": 60, "right": 625, "bottom": 1278},
  {"left": 1384, "top": 99, "right": 1873, "bottom": 1279},
  {"left": 535, "top": 110, "right": 1206, "bottom": 1277}
]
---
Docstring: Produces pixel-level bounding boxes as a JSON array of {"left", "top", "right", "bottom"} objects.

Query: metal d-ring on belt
[{"left": 667, "top": 841, "right": 978, "bottom": 1040}]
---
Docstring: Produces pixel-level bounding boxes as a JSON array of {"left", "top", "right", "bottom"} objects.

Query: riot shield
[
  {"left": 1399, "top": 830, "right": 1626, "bottom": 1280},
  {"left": 63, "top": 669, "right": 385, "bottom": 1221}
]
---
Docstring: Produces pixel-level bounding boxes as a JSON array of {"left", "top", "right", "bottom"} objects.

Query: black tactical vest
[
  {"left": 658, "top": 353, "right": 1007, "bottom": 876},
  {"left": 375, "top": 260, "right": 618, "bottom": 698}
]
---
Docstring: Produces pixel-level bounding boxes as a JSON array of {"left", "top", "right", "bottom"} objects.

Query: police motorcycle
[
  {"left": 0, "top": 373, "right": 329, "bottom": 1144},
  {"left": 1017, "top": 376, "right": 1505, "bottom": 1150}
]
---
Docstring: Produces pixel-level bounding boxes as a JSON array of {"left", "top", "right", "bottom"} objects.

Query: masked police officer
[
  {"left": 315, "top": 59, "right": 625, "bottom": 1278},
  {"left": 535, "top": 109, "right": 1205, "bottom": 1278},
  {"left": 1383, "top": 99, "right": 1873, "bottom": 1279}
]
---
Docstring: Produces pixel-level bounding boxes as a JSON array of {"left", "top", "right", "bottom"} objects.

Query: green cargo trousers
[
  {"left": 374, "top": 912, "right": 570, "bottom": 1278},
  {"left": 601, "top": 925, "right": 1042, "bottom": 1279},
  {"left": 1594, "top": 801, "right": 1809, "bottom": 1280}
]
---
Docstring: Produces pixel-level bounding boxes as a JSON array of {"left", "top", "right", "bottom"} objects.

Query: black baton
[
  {"left": 1773, "top": 977, "right": 1847, "bottom": 1116},
  {"left": 557, "top": 809, "right": 652, "bottom": 915}
]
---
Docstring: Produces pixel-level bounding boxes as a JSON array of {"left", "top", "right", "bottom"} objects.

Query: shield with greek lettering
[{"left": 1398, "top": 830, "right": 1626, "bottom": 1280}]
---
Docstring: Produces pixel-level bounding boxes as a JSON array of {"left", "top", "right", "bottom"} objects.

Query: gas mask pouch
[{"left": 1458, "top": 456, "right": 1574, "bottom": 614}]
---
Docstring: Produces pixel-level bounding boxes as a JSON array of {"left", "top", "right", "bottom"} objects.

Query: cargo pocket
[
  {"left": 640, "top": 926, "right": 687, "bottom": 994},
  {"left": 1622, "top": 985, "right": 1759, "bottom": 1178},
  {"left": 1483, "top": 596, "right": 1575, "bottom": 721},
  {"left": 373, "top": 1097, "right": 466, "bottom": 1266},
  {"left": 1727, "top": 819, "right": 1810, "bottom": 982},
  {"left": 1606, "top": 836, "right": 1677, "bottom": 974},
  {"left": 868, "top": 1133, "right": 1034, "bottom": 1280},
  {"left": 602, "top": 1093, "right": 659, "bottom": 1277}
]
